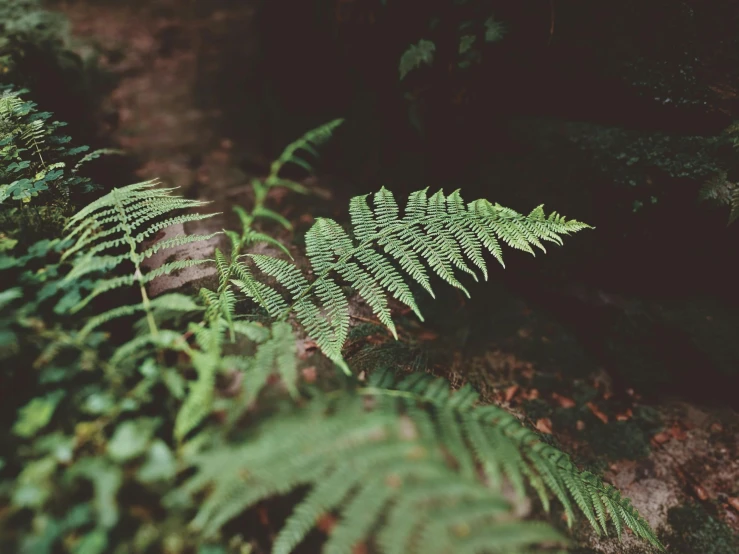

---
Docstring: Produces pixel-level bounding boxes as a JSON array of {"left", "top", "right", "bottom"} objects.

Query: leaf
[
  {"left": 399, "top": 39, "right": 436, "bottom": 80},
  {"left": 107, "top": 419, "right": 158, "bottom": 462},
  {"left": 137, "top": 440, "right": 178, "bottom": 483},
  {"left": 485, "top": 16, "right": 506, "bottom": 42},
  {"left": 13, "top": 391, "right": 65, "bottom": 438}
]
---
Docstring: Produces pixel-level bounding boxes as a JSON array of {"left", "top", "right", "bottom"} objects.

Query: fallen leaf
[
  {"left": 652, "top": 431, "right": 671, "bottom": 444},
  {"left": 301, "top": 366, "right": 317, "bottom": 383},
  {"left": 710, "top": 422, "right": 723, "bottom": 433},
  {"left": 576, "top": 420, "right": 586, "bottom": 431},
  {"left": 535, "top": 418, "right": 553, "bottom": 434},
  {"left": 587, "top": 401, "right": 609, "bottom": 424},
  {"left": 504, "top": 385, "right": 519, "bottom": 402},
  {"left": 552, "top": 393, "right": 576, "bottom": 408},
  {"left": 669, "top": 423, "right": 688, "bottom": 441},
  {"left": 417, "top": 330, "right": 439, "bottom": 341},
  {"left": 616, "top": 408, "right": 633, "bottom": 422},
  {"left": 693, "top": 484, "right": 709, "bottom": 501},
  {"left": 728, "top": 497, "right": 739, "bottom": 512},
  {"left": 317, "top": 514, "right": 337, "bottom": 534}
]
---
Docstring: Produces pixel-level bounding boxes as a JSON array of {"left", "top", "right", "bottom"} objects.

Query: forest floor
[{"left": 54, "top": 0, "right": 739, "bottom": 552}]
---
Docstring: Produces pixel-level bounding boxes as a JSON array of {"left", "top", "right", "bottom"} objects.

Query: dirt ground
[{"left": 53, "top": 0, "right": 739, "bottom": 552}]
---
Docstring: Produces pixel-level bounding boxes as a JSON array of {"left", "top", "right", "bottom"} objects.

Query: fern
[
  {"left": 0, "top": 87, "right": 97, "bottom": 207},
  {"left": 366, "top": 371, "right": 662, "bottom": 547},
  {"left": 60, "top": 180, "right": 219, "bottom": 338},
  {"left": 182, "top": 371, "right": 662, "bottom": 552},
  {"left": 181, "top": 380, "right": 568, "bottom": 554},
  {"left": 266, "top": 118, "right": 344, "bottom": 190},
  {"left": 399, "top": 39, "right": 436, "bottom": 80},
  {"left": 699, "top": 170, "right": 739, "bottom": 224},
  {"left": 233, "top": 187, "right": 590, "bottom": 371}
]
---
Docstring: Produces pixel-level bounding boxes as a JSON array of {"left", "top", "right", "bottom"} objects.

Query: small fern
[
  {"left": 399, "top": 39, "right": 436, "bottom": 80},
  {"left": 699, "top": 170, "right": 739, "bottom": 224},
  {"left": 0, "top": 87, "right": 95, "bottom": 206},
  {"left": 266, "top": 118, "right": 344, "bottom": 190},
  {"left": 233, "top": 187, "right": 590, "bottom": 371},
  {"left": 60, "top": 180, "right": 219, "bottom": 338}
]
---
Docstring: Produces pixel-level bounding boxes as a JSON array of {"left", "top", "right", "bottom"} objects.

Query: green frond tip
[
  {"left": 360, "top": 371, "right": 664, "bottom": 551},
  {"left": 241, "top": 187, "right": 590, "bottom": 371},
  {"left": 268, "top": 118, "right": 344, "bottom": 181}
]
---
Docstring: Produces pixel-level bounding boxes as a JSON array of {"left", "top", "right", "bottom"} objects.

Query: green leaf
[
  {"left": 107, "top": 419, "right": 158, "bottom": 462},
  {"left": 459, "top": 34, "right": 476, "bottom": 54},
  {"left": 485, "top": 16, "right": 506, "bottom": 42},
  {"left": 13, "top": 391, "right": 65, "bottom": 438},
  {"left": 399, "top": 39, "right": 436, "bottom": 80},
  {"left": 72, "top": 529, "right": 108, "bottom": 554},
  {"left": 137, "top": 440, "right": 178, "bottom": 483}
]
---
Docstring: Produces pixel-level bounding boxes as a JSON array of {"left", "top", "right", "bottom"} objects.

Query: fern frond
[
  {"left": 181, "top": 387, "right": 568, "bottom": 554},
  {"left": 399, "top": 39, "right": 436, "bottom": 80},
  {"left": 242, "top": 187, "right": 590, "bottom": 369},
  {"left": 361, "top": 372, "right": 663, "bottom": 549},
  {"left": 267, "top": 119, "right": 344, "bottom": 183},
  {"left": 59, "top": 180, "right": 219, "bottom": 335}
]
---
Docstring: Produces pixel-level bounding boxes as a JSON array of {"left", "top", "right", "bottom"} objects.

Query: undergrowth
[{"left": 0, "top": 92, "right": 664, "bottom": 554}]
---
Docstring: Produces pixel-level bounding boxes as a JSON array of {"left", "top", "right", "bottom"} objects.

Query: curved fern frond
[
  {"left": 239, "top": 187, "right": 590, "bottom": 369},
  {"left": 60, "top": 180, "right": 220, "bottom": 337},
  {"left": 267, "top": 118, "right": 344, "bottom": 187},
  {"left": 181, "top": 387, "right": 568, "bottom": 554}
]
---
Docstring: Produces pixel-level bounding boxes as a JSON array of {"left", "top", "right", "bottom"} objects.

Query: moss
[
  {"left": 524, "top": 391, "right": 661, "bottom": 469},
  {"left": 662, "top": 502, "right": 739, "bottom": 554}
]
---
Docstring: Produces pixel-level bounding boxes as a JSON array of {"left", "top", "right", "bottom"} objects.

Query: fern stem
[{"left": 112, "top": 187, "right": 159, "bottom": 337}]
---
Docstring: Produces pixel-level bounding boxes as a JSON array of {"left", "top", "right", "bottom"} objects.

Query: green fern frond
[
  {"left": 399, "top": 39, "right": 436, "bottom": 80},
  {"left": 59, "top": 180, "right": 219, "bottom": 337},
  {"left": 239, "top": 187, "right": 589, "bottom": 370},
  {"left": 267, "top": 118, "right": 344, "bottom": 185},
  {"left": 181, "top": 387, "right": 568, "bottom": 554},
  {"left": 362, "top": 371, "right": 663, "bottom": 549},
  {"left": 181, "top": 371, "right": 661, "bottom": 552}
]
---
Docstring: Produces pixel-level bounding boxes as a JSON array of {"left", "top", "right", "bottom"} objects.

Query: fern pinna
[
  {"left": 183, "top": 371, "right": 663, "bottom": 553},
  {"left": 60, "top": 180, "right": 219, "bottom": 338},
  {"left": 233, "top": 187, "right": 590, "bottom": 371}
]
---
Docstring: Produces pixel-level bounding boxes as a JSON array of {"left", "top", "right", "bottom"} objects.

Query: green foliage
[
  {"left": 564, "top": 122, "right": 728, "bottom": 188},
  {"left": 663, "top": 502, "right": 738, "bottom": 554},
  {"left": 699, "top": 170, "right": 739, "bottom": 224},
  {"left": 183, "top": 373, "right": 568, "bottom": 554},
  {"left": 0, "top": 87, "right": 97, "bottom": 205},
  {"left": 399, "top": 39, "right": 436, "bottom": 80},
  {"left": 266, "top": 117, "right": 344, "bottom": 190},
  {"left": 234, "top": 187, "right": 589, "bottom": 370},
  {"left": 0, "top": 0, "right": 84, "bottom": 94},
  {"left": 59, "top": 180, "right": 219, "bottom": 337},
  {"left": 183, "top": 371, "right": 662, "bottom": 552},
  {"left": 0, "top": 0, "right": 71, "bottom": 70},
  {"left": 1, "top": 115, "right": 660, "bottom": 554}
]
